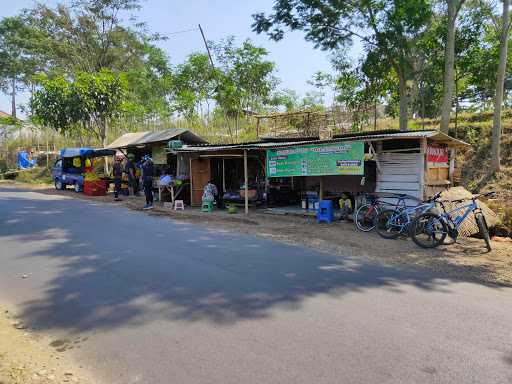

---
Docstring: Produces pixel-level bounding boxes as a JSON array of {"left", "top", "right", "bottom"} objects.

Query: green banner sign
[{"left": 266, "top": 141, "right": 364, "bottom": 177}]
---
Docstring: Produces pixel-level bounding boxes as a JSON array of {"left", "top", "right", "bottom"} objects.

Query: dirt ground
[
  {"left": 3, "top": 180, "right": 511, "bottom": 287},
  {"left": 0, "top": 308, "right": 93, "bottom": 384}
]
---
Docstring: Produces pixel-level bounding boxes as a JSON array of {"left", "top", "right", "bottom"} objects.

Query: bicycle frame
[
  {"left": 386, "top": 201, "right": 436, "bottom": 233},
  {"left": 439, "top": 199, "right": 480, "bottom": 233}
]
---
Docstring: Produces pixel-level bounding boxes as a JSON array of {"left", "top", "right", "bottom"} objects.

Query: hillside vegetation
[{"left": 409, "top": 111, "right": 512, "bottom": 237}]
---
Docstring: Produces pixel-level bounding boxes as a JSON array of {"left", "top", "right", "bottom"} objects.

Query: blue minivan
[{"left": 52, "top": 148, "right": 116, "bottom": 192}]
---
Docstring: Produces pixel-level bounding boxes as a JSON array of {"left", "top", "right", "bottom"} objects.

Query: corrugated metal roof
[
  {"left": 107, "top": 128, "right": 207, "bottom": 149},
  {"left": 175, "top": 130, "right": 469, "bottom": 153}
]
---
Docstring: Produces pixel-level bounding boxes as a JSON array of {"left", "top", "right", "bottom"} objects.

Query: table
[{"left": 157, "top": 181, "right": 187, "bottom": 204}]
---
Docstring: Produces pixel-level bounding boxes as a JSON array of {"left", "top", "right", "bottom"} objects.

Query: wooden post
[
  {"left": 244, "top": 150, "right": 249, "bottom": 214},
  {"left": 319, "top": 177, "right": 324, "bottom": 200},
  {"left": 449, "top": 148, "right": 456, "bottom": 184},
  {"left": 189, "top": 156, "right": 193, "bottom": 206},
  {"left": 222, "top": 157, "right": 226, "bottom": 192},
  {"left": 420, "top": 137, "right": 428, "bottom": 200},
  {"left": 256, "top": 118, "right": 260, "bottom": 138}
]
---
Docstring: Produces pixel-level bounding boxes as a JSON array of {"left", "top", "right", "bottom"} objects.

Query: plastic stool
[
  {"left": 201, "top": 200, "right": 214, "bottom": 212},
  {"left": 317, "top": 200, "right": 334, "bottom": 224},
  {"left": 174, "top": 200, "right": 185, "bottom": 210}
]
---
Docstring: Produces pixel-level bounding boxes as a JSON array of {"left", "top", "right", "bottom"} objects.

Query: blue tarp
[
  {"left": 60, "top": 147, "right": 116, "bottom": 158},
  {"left": 16, "top": 151, "right": 37, "bottom": 169},
  {"left": 60, "top": 148, "right": 95, "bottom": 158}
]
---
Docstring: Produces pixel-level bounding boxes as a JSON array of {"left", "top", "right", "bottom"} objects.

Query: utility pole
[{"left": 198, "top": 24, "right": 215, "bottom": 69}]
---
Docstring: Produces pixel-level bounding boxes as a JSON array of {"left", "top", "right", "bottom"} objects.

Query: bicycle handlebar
[{"left": 438, "top": 191, "right": 496, "bottom": 204}]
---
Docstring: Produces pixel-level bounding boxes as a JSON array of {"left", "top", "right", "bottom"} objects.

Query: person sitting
[
  {"left": 339, "top": 193, "right": 353, "bottom": 220},
  {"left": 202, "top": 180, "right": 218, "bottom": 204}
]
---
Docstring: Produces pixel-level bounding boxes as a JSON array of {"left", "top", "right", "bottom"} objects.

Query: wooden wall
[{"left": 376, "top": 152, "right": 423, "bottom": 201}]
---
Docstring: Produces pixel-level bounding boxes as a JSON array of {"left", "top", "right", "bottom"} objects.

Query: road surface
[{"left": 0, "top": 187, "right": 511, "bottom": 384}]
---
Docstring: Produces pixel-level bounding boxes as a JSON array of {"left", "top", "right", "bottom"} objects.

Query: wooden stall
[{"left": 178, "top": 130, "right": 469, "bottom": 214}]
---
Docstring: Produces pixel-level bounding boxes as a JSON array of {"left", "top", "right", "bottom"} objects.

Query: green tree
[
  {"left": 31, "top": 70, "right": 127, "bottom": 147},
  {"left": 0, "top": 15, "right": 42, "bottom": 118},
  {"left": 170, "top": 53, "right": 218, "bottom": 119},
  {"left": 24, "top": 0, "right": 171, "bottom": 120},
  {"left": 212, "top": 37, "right": 278, "bottom": 116},
  {"left": 253, "top": 0, "right": 433, "bottom": 131},
  {"left": 440, "top": 0, "right": 466, "bottom": 133}
]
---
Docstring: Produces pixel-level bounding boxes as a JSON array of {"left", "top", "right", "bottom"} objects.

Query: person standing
[
  {"left": 142, "top": 155, "right": 155, "bottom": 209},
  {"left": 113, "top": 155, "right": 123, "bottom": 201},
  {"left": 124, "top": 154, "right": 136, "bottom": 196}
]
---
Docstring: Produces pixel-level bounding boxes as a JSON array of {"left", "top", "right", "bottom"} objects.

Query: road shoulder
[{"left": 0, "top": 307, "right": 94, "bottom": 384}]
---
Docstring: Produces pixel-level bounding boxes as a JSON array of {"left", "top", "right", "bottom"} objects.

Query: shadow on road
[{"left": 0, "top": 187, "right": 505, "bottom": 333}]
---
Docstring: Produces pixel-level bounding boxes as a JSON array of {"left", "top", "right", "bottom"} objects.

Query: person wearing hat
[
  {"left": 141, "top": 155, "right": 155, "bottom": 209},
  {"left": 113, "top": 155, "right": 124, "bottom": 201}
]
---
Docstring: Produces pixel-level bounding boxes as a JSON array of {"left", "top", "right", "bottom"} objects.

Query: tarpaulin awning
[{"left": 60, "top": 148, "right": 116, "bottom": 158}]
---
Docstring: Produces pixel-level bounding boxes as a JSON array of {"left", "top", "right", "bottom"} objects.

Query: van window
[{"left": 54, "top": 159, "right": 62, "bottom": 168}]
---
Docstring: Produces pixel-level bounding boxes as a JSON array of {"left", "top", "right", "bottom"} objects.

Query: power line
[{"left": 163, "top": 27, "right": 199, "bottom": 37}]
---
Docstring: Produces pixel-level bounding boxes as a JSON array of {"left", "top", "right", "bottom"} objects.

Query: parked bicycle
[
  {"left": 374, "top": 192, "right": 442, "bottom": 240},
  {"left": 355, "top": 193, "right": 408, "bottom": 232},
  {"left": 410, "top": 192, "right": 495, "bottom": 251}
]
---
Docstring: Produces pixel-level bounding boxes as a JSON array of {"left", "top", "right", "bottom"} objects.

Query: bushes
[
  {"left": 12, "top": 167, "right": 52, "bottom": 184},
  {"left": 487, "top": 200, "right": 512, "bottom": 238}
]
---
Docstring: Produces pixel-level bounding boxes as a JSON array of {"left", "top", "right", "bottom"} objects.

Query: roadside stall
[
  {"left": 52, "top": 147, "right": 116, "bottom": 195},
  {"left": 179, "top": 129, "right": 468, "bottom": 216},
  {"left": 106, "top": 128, "right": 207, "bottom": 203}
]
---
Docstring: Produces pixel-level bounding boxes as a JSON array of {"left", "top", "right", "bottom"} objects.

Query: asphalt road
[{"left": 0, "top": 187, "right": 511, "bottom": 384}]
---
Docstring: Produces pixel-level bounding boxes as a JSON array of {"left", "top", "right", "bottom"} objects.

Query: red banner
[{"left": 427, "top": 145, "right": 449, "bottom": 166}]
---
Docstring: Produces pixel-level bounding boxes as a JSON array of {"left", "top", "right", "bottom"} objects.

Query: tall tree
[
  {"left": 491, "top": 0, "right": 510, "bottom": 172},
  {"left": 0, "top": 16, "right": 41, "bottom": 118},
  {"left": 253, "top": 0, "right": 433, "bottom": 131},
  {"left": 212, "top": 38, "right": 278, "bottom": 125},
  {"left": 440, "top": 0, "right": 466, "bottom": 133},
  {"left": 31, "top": 70, "right": 127, "bottom": 147},
  {"left": 170, "top": 53, "right": 218, "bottom": 119}
]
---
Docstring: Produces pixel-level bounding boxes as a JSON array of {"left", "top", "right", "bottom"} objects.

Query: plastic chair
[
  {"left": 174, "top": 200, "right": 185, "bottom": 211},
  {"left": 317, "top": 200, "right": 334, "bottom": 224},
  {"left": 201, "top": 200, "right": 214, "bottom": 212}
]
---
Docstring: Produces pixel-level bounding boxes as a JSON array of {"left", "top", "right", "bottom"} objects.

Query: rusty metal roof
[
  {"left": 175, "top": 130, "right": 468, "bottom": 153},
  {"left": 107, "top": 128, "right": 207, "bottom": 149}
]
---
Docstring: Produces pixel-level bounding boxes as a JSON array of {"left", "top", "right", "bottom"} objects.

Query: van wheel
[
  {"left": 74, "top": 182, "right": 81, "bottom": 193},
  {"left": 55, "top": 179, "right": 64, "bottom": 190}
]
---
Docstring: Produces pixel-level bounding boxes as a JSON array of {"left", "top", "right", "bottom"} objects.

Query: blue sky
[{"left": 0, "top": 0, "right": 347, "bottom": 117}]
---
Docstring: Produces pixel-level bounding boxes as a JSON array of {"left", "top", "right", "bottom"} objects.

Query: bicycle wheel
[
  {"left": 475, "top": 213, "right": 492, "bottom": 252},
  {"left": 410, "top": 212, "right": 447, "bottom": 249},
  {"left": 375, "top": 209, "right": 403, "bottom": 239},
  {"left": 355, "top": 204, "right": 379, "bottom": 232}
]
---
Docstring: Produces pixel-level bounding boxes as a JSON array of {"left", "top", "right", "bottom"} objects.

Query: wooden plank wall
[{"left": 376, "top": 152, "right": 423, "bottom": 202}]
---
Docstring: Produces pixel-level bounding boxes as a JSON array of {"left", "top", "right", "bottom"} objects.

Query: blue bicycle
[
  {"left": 375, "top": 192, "right": 442, "bottom": 240},
  {"left": 410, "top": 192, "right": 495, "bottom": 251}
]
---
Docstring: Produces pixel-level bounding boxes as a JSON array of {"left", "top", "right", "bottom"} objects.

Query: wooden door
[{"left": 190, "top": 158, "right": 211, "bottom": 205}]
